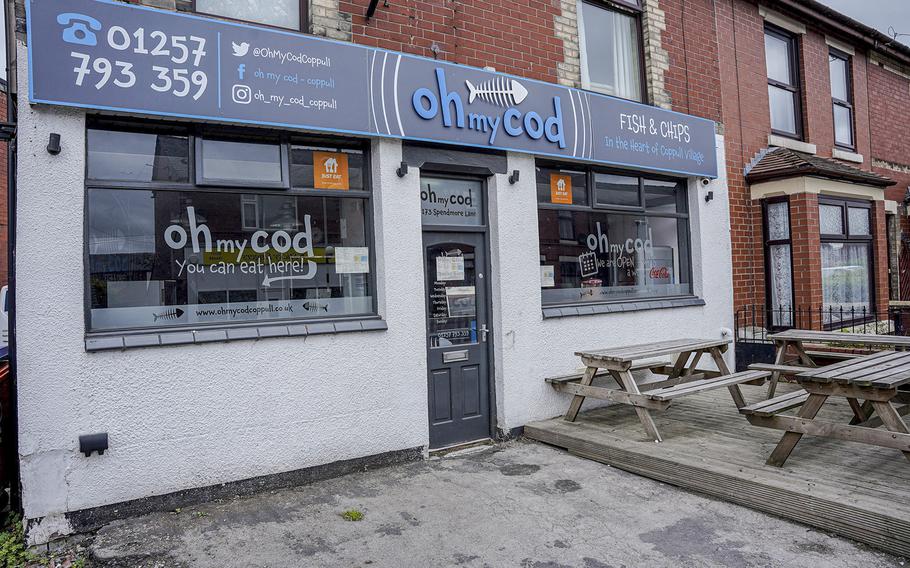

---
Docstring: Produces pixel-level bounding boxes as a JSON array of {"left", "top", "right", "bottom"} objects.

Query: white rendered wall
[
  {"left": 487, "top": 135, "right": 734, "bottom": 429},
  {"left": 16, "top": 43, "right": 429, "bottom": 539},
  {"left": 15, "top": 26, "right": 733, "bottom": 537}
]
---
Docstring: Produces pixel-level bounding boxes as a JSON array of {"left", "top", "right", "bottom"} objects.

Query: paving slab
[{"left": 85, "top": 440, "right": 906, "bottom": 568}]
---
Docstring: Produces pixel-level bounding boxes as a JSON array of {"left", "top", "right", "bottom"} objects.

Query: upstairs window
[
  {"left": 829, "top": 48, "right": 854, "bottom": 149},
  {"left": 577, "top": 1, "right": 643, "bottom": 102},
  {"left": 765, "top": 25, "right": 803, "bottom": 139},
  {"left": 194, "top": 0, "right": 305, "bottom": 31}
]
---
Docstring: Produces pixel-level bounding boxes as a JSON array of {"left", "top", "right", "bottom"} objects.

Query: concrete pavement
[{"left": 85, "top": 440, "right": 906, "bottom": 567}]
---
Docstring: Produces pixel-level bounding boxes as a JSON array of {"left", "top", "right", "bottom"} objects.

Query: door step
[{"left": 429, "top": 438, "right": 494, "bottom": 458}]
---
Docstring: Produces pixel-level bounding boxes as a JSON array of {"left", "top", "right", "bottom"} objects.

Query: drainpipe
[{"left": 1, "top": 0, "right": 19, "bottom": 512}]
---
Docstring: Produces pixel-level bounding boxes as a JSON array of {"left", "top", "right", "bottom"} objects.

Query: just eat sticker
[
  {"left": 314, "top": 151, "right": 350, "bottom": 190},
  {"left": 550, "top": 173, "right": 572, "bottom": 204}
]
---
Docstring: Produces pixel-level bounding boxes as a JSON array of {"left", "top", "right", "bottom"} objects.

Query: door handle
[{"left": 480, "top": 324, "right": 490, "bottom": 342}]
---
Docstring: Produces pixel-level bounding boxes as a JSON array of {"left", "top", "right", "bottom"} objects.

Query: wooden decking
[{"left": 525, "top": 384, "right": 910, "bottom": 558}]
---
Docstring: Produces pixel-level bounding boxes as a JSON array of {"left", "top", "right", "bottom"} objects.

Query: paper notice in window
[
  {"left": 335, "top": 247, "right": 369, "bottom": 273},
  {"left": 541, "top": 265, "right": 555, "bottom": 287},
  {"left": 436, "top": 256, "right": 465, "bottom": 281}
]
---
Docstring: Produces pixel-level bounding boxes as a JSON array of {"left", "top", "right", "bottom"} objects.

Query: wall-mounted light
[
  {"left": 508, "top": 170, "right": 520, "bottom": 185},
  {"left": 396, "top": 161, "right": 409, "bottom": 178},
  {"left": 46, "top": 133, "right": 61, "bottom": 155},
  {"left": 704, "top": 191, "right": 714, "bottom": 204}
]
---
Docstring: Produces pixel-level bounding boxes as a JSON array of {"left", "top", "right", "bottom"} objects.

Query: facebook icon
[{"left": 237, "top": 64, "right": 246, "bottom": 80}]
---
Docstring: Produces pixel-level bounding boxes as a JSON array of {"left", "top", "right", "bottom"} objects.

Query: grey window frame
[
  {"left": 765, "top": 24, "right": 804, "bottom": 140},
  {"left": 829, "top": 47, "right": 855, "bottom": 151},
  {"left": 536, "top": 161, "right": 694, "bottom": 309},
  {"left": 83, "top": 118, "right": 378, "bottom": 338}
]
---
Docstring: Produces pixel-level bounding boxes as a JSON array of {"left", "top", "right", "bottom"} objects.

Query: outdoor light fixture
[
  {"left": 704, "top": 191, "right": 714, "bottom": 203},
  {"left": 46, "top": 133, "right": 61, "bottom": 155},
  {"left": 509, "top": 170, "right": 520, "bottom": 185},
  {"left": 79, "top": 433, "right": 109, "bottom": 457},
  {"left": 396, "top": 161, "right": 409, "bottom": 178}
]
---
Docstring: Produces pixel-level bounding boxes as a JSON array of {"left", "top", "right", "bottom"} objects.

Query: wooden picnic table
[
  {"left": 742, "top": 350, "right": 910, "bottom": 467},
  {"left": 754, "top": 329, "right": 910, "bottom": 399},
  {"left": 549, "top": 338, "right": 768, "bottom": 443}
]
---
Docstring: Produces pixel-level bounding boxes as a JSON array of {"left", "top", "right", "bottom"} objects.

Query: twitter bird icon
[{"left": 232, "top": 42, "right": 250, "bottom": 57}]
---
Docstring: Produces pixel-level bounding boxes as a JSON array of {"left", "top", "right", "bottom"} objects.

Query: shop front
[{"left": 17, "top": 0, "right": 731, "bottom": 538}]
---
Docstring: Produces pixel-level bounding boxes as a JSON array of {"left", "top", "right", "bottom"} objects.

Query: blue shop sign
[{"left": 26, "top": 0, "right": 718, "bottom": 178}]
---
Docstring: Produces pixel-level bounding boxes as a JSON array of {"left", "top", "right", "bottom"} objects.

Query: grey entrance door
[{"left": 423, "top": 229, "right": 492, "bottom": 449}]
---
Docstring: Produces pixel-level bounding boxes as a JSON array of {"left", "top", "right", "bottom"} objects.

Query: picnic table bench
[
  {"left": 742, "top": 350, "right": 910, "bottom": 467},
  {"left": 550, "top": 338, "right": 769, "bottom": 442},
  {"left": 751, "top": 329, "right": 910, "bottom": 398}
]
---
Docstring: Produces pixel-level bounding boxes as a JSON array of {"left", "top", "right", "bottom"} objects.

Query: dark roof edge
[{"left": 769, "top": 0, "right": 910, "bottom": 67}]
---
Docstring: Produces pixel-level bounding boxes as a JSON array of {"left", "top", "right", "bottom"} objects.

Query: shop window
[
  {"left": 537, "top": 164, "right": 691, "bottom": 306},
  {"left": 819, "top": 198, "right": 873, "bottom": 325},
  {"left": 829, "top": 49, "right": 854, "bottom": 149},
  {"left": 196, "top": 138, "right": 288, "bottom": 188},
  {"left": 764, "top": 25, "right": 803, "bottom": 139},
  {"left": 86, "top": 124, "right": 374, "bottom": 333},
  {"left": 193, "top": 0, "right": 305, "bottom": 31},
  {"left": 87, "top": 128, "right": 189, "bottom": 183},
  {"left": 763, "top": 199, "right": 793, "bottom": 327},
  {"left": 577, "top": 1, "right": 643, "bottom": 101}
]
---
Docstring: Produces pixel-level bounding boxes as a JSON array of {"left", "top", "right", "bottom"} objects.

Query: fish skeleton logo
[
  {"left": 465, "top": 77, "right": 528, "bottom": 107},
  {"left": 232, "top": 42, "right": 250, "bottom": 57},
  {"left": 153, "top": 308, "right": 185, "bottom": 322}
]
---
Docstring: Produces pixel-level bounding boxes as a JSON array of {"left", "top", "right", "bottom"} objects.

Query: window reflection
[
  {"left": 87, "top": 129, "right": 189, "bottom": 183},
  {"left": 88, "top": 189, "right": 372, "bottom": 331}
]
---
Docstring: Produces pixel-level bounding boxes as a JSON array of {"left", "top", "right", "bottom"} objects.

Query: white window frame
[{"left": 576, "top": 0, "right": 643, "bottom": 101}]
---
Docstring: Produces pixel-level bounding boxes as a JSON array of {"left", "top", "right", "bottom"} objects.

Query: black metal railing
[
  {"left": 733, "top": 304, "right": 910, "bottom": 371},
  {"left": 735, "top": 304, "right": 910, "bottom": 345}
]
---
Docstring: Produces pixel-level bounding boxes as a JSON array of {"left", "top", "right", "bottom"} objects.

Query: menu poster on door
[
  {"left": 445, "top": 286, "right": 476, "bottom": 317},
  {"left": 436, "top": 256, "right": 465, "bottom": 281}
]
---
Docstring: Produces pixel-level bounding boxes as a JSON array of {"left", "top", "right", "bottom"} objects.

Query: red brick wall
[
  {"left": 871, "top": 201, "right": 890, "bottom": 314},
  {"left": 714, "top": 0, "right": 768, "bottom": 312},
  {"left": 658, "top": 0, "right": 723, "bottom": 122},
  {"left": 788, "top": 192, "right": 822, "bottom": 315},
  {"left": 713, "top": 0, "right": 898, "bottom": 317},
  {"left": 339, "top": 0, "right": 564, "bottom": 83}
]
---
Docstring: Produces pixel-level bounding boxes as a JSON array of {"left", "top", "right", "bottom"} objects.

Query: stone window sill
[
  {"left": 542, "top": 297, "right": 706, "bottom": 319},
  {"left": 85, "top": 317, "right": 388, "bottom": 352}
]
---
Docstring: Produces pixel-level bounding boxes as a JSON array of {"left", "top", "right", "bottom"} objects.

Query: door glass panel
[{"left": 426, "top": 242, "right": 478, "bottom": 347}]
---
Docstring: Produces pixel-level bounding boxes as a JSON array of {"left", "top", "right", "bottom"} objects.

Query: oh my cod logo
[{"left": 412, "top": 68, "right": 566, "bottom": 149}]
